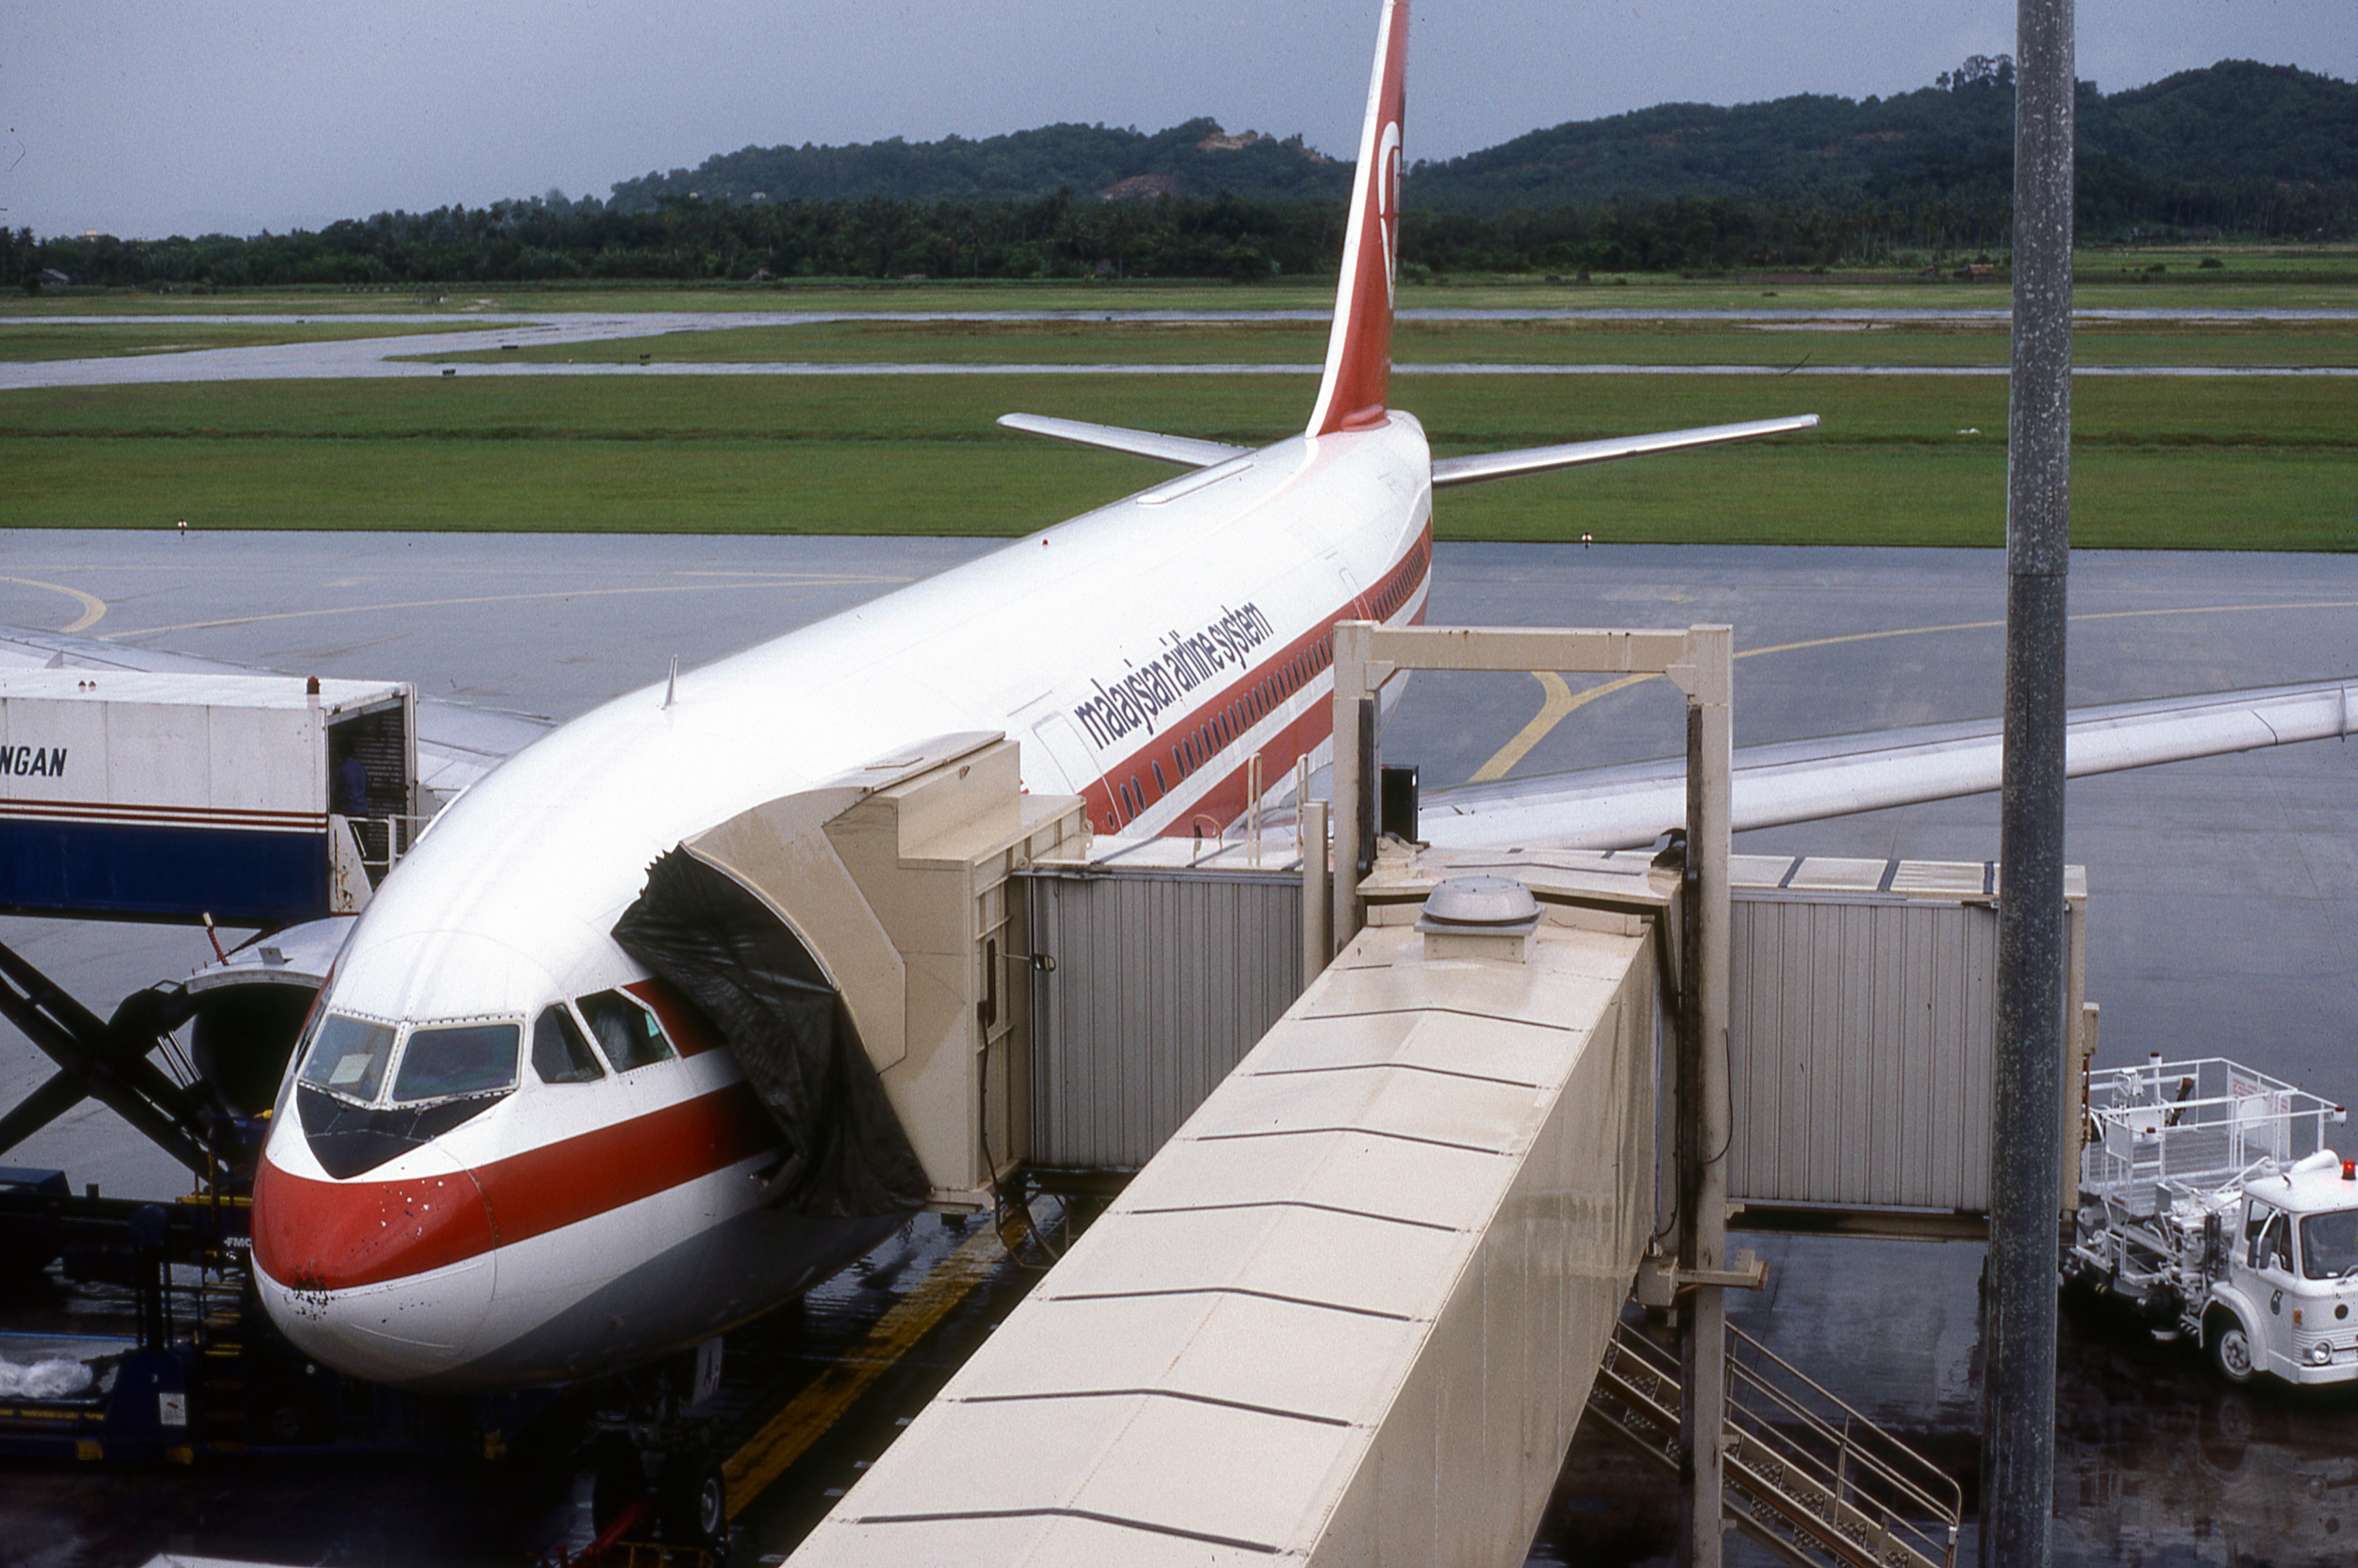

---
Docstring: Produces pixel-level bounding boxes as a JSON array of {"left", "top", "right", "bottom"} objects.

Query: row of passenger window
[
  {"left": 297, "top": 986, "right": 681, "bottom": 1108},
  {"left": 1109, "top": 635, "right": 1336, "bottom": 827}
]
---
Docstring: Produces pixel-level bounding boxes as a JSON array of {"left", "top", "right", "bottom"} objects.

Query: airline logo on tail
[{"left": 1307, "top": 0, "right": 1410, "bottom": 438}]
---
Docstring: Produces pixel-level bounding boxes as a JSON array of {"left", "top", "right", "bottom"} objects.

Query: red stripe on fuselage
[
  {"left": 253, "top": 1081, "right": 778, "bottom": 1291},
  {"left": 1073, "top": 524, "right": 1432, "bottom": 834}
]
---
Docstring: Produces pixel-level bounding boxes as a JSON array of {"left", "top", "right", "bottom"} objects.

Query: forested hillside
[
  {"left": 1414, "top": 59, "right": 2355, "bottom": 238},
  {"left": 12, "top": 58, "right": 2352, "bottom": 290},
  {"left": 605, "top": 119, "right": 1349, "bottom": 211}
]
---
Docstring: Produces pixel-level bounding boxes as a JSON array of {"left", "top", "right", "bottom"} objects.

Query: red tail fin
[{"left": 1306, "top": 0, "right": 1409, "bottom": 438}]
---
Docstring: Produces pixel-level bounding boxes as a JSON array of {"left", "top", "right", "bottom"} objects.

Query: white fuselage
[{"left": 252, "top": 416, "right": 1434, "bottom": 1387}]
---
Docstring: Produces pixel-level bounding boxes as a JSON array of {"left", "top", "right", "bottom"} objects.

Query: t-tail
[
  {"left": 998, "top": 0, "right": 1817, "bottom": 478},
  {"left": 1305, "top": 0, "right": 1409, "bottom": 438}
]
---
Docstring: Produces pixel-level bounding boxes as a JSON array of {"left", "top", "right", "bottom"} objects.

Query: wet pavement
[{"left": 3, "top": 533, "right": 2356, "bottom": 1565}]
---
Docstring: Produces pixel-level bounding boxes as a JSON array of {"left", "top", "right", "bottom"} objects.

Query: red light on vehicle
[{"left": 2344, "top": 1159, "right": 2355, "bottom": 1182}]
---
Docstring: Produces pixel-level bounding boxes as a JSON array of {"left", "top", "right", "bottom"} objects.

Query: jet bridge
[
  {"left": 783, "top": 625, "right": 2002, "bottom": 1567},
  {"left": 654, "top": 732, "right": 1090, "bottom": 1212},
  {"left": 793, "top": 856, "right": 1668, "bottom": 1564}
]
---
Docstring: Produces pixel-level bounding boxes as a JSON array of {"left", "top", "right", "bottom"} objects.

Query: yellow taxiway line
[
  {"left": 0, "top": 577, "right": 108, "bottom": 634},
  {"left": 721, "top": 1220, "right": 1012, "bottom": 1521},
  {"left": 1470, "top": 598, "right": 2358, "bottom": 784}
]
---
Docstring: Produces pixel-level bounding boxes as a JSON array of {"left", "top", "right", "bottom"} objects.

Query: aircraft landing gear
[
  {"left": 658, "top": 1451, "right": 730, "bottom": 1554},
  {"left": 583, "top": 1337, "right": 731, "bottom": 1557},
  {"left": 588, "top": 1432, "right": 730, "bottom": 1555}
]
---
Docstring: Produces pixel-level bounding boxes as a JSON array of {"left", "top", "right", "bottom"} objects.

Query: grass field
[
  {"left": 4, "top": 367, "right": 2351, "bottom": 548},
  {"left": 3, "top": 258, "right": 2351, "bottom": 547}
]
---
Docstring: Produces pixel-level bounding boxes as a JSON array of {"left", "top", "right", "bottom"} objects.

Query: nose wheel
[
  {"left": 658, "top": 1451, "right": 730, "bottom": 1553},
  {"left": 587, "top": 1435, "right": 730, "bottom": 1556},
  {"left": 588, "top": 1432, "right": 650, "bottom": 1538}
]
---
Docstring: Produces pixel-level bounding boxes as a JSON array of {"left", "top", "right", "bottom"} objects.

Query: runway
[
  {"left": 7, "top": 305, "right": 2353, "bottom": 389},
  {"left": 2, "top": 530, "right": 2355, "bottom": 1564}
]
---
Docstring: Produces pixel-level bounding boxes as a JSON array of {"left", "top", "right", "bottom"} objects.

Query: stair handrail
[
  {"left": 1590, "top": 1317, "right": 1962, "bottom": 1568},
  {"left": 1725, "top": 1322, "right": 1962, "bottom": 1526}
]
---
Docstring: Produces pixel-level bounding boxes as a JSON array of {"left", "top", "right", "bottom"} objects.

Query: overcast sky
[{"left": 3, "top": 0, "right": 2348, "bottom": 241}]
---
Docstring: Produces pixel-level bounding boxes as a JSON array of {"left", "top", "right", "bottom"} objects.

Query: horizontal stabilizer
[
  {"left": 1418, "top": 680, "right": 2356, "bottom": 850},
  {"left": 1431, "top": 414, "right": 1819, "bottom": 489},
  {"left": 996, "top": 413, "right": 1252, "bottom": 469}
]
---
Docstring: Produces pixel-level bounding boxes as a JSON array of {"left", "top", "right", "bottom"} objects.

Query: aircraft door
[{"left": 1026, "top": 713, "right": 1114, "bottom": 832}]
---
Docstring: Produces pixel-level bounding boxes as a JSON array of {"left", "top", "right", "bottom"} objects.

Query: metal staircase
[{"left": 1586, "top": 1316, "right": 1962, "bottom": 1568}]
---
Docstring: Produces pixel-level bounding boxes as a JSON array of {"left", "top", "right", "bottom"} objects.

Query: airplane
[
  {"left": 238, "top": 0, "right": 1825, "bottom": 1412},
  {"left": 2, "top": 0, "right": 2348, "bottom": 1544}
]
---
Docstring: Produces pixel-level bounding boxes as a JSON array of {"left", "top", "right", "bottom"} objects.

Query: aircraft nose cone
[{"left": 252, "top": 1140, "right": 500, "bottom": 1385}]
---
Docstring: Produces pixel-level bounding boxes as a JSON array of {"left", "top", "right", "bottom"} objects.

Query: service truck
[{"left": 2066, "top": 1055, "right": 2358, "bottom": 1386}]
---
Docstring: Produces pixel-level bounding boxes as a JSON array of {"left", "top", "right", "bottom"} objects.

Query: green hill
[
  {"left": 1410, "top": 58, "right": 2356, "bottom": 223},
  {"left": 18, "top": 58, "right": 2354, "bottom": 291},
  {"left": 603, "top": 57, "right": 2355, "bottom": 243},
  {"left": 608, "top": 118, "right": 1351, "bottom": 213}
]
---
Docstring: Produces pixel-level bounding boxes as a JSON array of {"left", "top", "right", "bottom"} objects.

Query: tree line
[
  {"left": 7, "top": 57, "right": 2350, "bottom": 292},
  {"left": 11, "top": 177, "right": 2343, "bottom": 297}
]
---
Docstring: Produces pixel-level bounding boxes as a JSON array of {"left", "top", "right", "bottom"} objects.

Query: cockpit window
[
  {"left": 532, "top": 1004, "right": 604, "bottom": 1085},
  {"left": 297, "top": 1014, "right": 396, "bottom": 1101},
  {"left": 2303, "top": 1210, "right": 2358, "bottom": 1281},
  {"left": 392, "top": 1022, "right": 521, "bottom": 1103},
  {"left": 579, "top": 989, "right": 675, "bottom": 1072}
]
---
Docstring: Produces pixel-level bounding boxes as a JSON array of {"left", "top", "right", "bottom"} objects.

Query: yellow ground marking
[
  {"left": 1471, "top": 598, "right": 2358, "bottom": 783},
  {"left": 0, "top": 577, "right": 108, "bottom": 634},
  {"left": 102, "top": 575, "right": 912, "bottom": 640},
  {"left": 1470, "top": 671, "right": 1649, "bottom": 782},
  {"left": 722, "top": 1220, "right": 1011, "bottom": 1520}
]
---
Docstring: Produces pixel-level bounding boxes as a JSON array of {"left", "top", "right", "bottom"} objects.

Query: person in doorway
[
  {"left": 333, "top": 747, "right": 382, "bottom": 877},
  {"left": 333, "top": 749, "right": 370, "bottom": 819}
]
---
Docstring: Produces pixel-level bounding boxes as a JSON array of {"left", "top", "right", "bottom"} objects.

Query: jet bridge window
[
  {"left": 393, "top": 1022, "right": 521, "bottom": 1103},
  {"left": 532, "top": 1004, "right": 605, "bottom": 1084},
  {"left": 580, "top": 988, "right": 675, "bottom": 1071},
  {"left": 2302, "top": 1211, "right": 2358, "bottom": 1281},
  {"left": 297, "top": 1014, "right": 396, "bottom": 1102}
]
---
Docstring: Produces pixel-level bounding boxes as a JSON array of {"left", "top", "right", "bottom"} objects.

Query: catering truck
[
  {"left": 0, "top": 669, "right": 416, "bottom": 925},
  {"left": 2066, "top": 1056, "right": 2358, "bottom": 1386}
]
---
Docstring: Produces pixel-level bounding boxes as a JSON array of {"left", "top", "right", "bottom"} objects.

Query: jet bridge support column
[
  {"left": 1673, "top": 625, "right": 1733, "bottom": 1568},
  {"left": 1331, "top": 621, "right": 1741, "bottom": 1566}
]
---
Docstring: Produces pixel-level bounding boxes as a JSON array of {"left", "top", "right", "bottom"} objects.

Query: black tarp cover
[{"left": 613, "top": 848, "right": 927, "bottom": 1218}]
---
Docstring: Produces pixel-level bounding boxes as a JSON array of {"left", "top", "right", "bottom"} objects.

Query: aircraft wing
[
  {"left": 996, "top": 413, "right": 1254, "bottom": 468},
  {"left": 1416, "top": 679, "right": 2355, "bottom": 850},
  {"left": 0, "top": 623, "right": 551, "bottom": 800},
  {"left": 1430, "top": 415, "right": 1820, "bottom": 489}
]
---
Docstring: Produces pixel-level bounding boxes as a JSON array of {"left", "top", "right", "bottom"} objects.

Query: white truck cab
[
  {"left": 2209, "top": 1157, "right": 2358, "bottom": 1383},
  {"left": 2067, "top": 1056, "right": 2358, "bottom": 1388}
]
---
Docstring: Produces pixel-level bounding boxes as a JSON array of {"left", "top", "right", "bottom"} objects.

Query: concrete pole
[
  {"left": 1677, "top": 625, "right": 1733, "bottom": 1568},
  {"left": 1982, "top": 2, "right": 2073, "bottom": 1564}
]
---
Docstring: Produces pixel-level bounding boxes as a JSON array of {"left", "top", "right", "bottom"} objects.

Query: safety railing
[
  {"left": 332, "top": 812, "right": 437, "bottom": 887},
  {"left": 2083, "top": 1056, "right": 2347, "bottom": 1208},
  {"left": 1588, "top": 1315, "right": 1961, "bottom": 1568}
]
